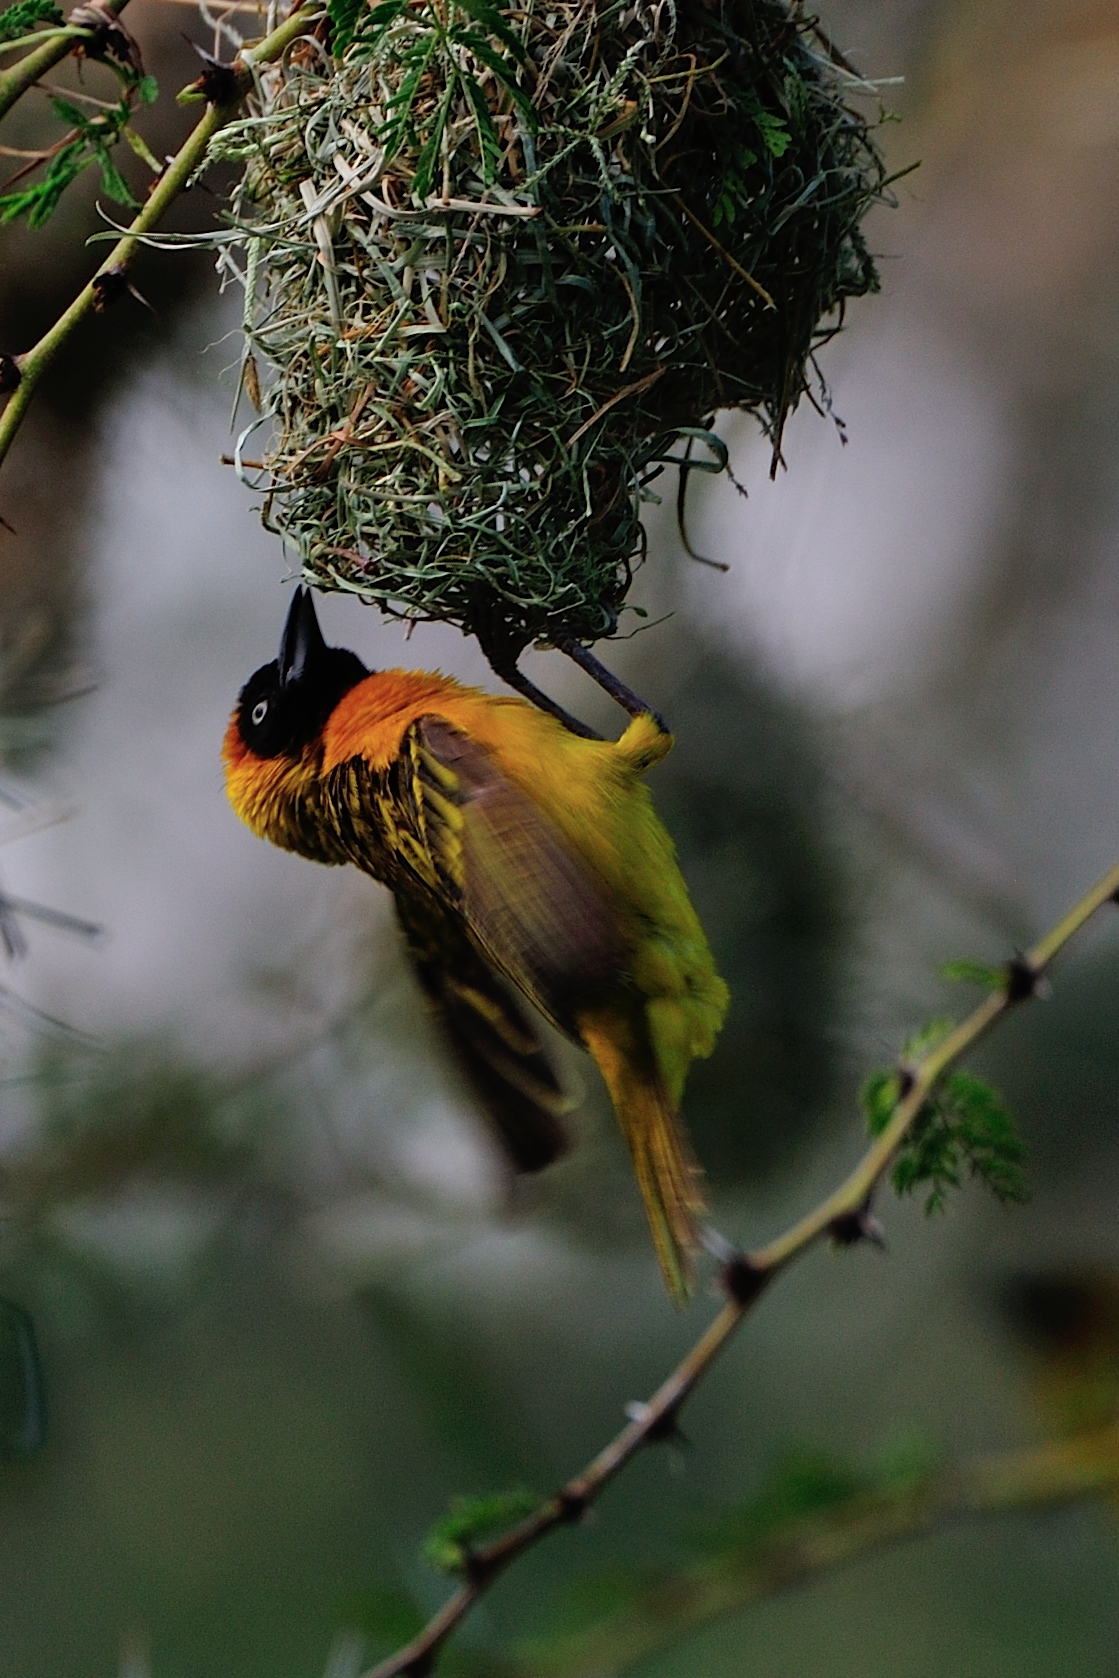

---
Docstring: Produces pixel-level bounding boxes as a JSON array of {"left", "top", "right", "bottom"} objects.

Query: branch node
[
  {"left": 67, "top": 1, "right": 141, "bottom": 72},
  {"left": 91, "top": 265, "right": 151, "bottom": 313},
  {"left": 91, "top": 265, "right": 129, "bottom": 311},
  {"left": 1004, "top": 952, "right": 1049, "bottom": 1004},
  {"left": 461, "top": 1548, "right": 493, "bottom": 1588},
  {"left": 185, "top": 39, "right": 241, "bottom": 106},
  {"left": 556, "top": 1486, "right": 589, "bottom": 1524},
  {"left": 625, "top": 1399, "right": 688, "bottom": 1447},
  {"left": 721, "top": 1253, "right": 766, "bottom": 1307}
]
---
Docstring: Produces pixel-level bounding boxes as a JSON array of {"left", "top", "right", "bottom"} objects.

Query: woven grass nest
[{"left": 212, "top": 0, "right": 889, "bottom": 656}]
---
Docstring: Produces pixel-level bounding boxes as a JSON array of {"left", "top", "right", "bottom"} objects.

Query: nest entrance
[{"left": 211, "top": 0, "right": 890, "bottom": 654}]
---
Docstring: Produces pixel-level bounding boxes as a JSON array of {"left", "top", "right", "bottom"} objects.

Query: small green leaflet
[
  {"left": 456, "top": 0, "right": 528, "bottom": 66},
  {"left": 332, "top": 0, "right": 405, "bottom": 53},
  {"left": 410, "top": 83, "right": 453, "bottom": 201},
  {"left": 0, "top": 0, "right": 61, "bottom": 41},
  {"left": 940, "top": 957, "right": 1007, "bottom": 990},
  {"left": 459, "top": 69, "right": 502, "bottom": 184},
  {"left": 379, "top": 35, "right": 438, "bottom": 158},
  {"left": 712, "top": 141, "right": 758, "bottom": 228},
  {"left": 452, "top": 28, "right": 537, "bottom": 127},
  {"left": 327, "top": 0, "right": 366, "bottom": 56},
  {"left": 754, "top": 108, "right": 791, "bottom": 158},
  {"left": 0, "top": 142, "right": 88, "bottom": 227},
  {"left": 423, "top": 1487, "right": 538, "bottom": 1575}
]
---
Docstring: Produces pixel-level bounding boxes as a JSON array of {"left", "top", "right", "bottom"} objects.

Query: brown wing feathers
[
  {"left": 413, "top": 718, "right": 623, "bottom": 1035},
  {"left": 394, "top": 888, "right": 571, "bottom": 1173}
]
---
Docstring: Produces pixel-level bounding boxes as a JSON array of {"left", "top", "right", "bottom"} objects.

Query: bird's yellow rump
[{"left": 223, "top": 590, "right": 728, "bottom": 1299}]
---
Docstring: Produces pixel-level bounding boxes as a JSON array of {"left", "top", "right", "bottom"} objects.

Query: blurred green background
[{"left": 4, "top": 0, "right": 1119, "bottom": 1672}]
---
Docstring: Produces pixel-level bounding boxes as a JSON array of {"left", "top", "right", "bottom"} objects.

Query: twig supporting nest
[{"left": 207, "top": 0, "right": 891, "bottom": 660}]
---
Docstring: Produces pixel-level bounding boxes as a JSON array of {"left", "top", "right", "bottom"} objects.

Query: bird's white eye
[{"left": 251, "top": 699, "right": 269, "bottom": 726}]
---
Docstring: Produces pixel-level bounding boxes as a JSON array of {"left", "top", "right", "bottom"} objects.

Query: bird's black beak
[{"left": 278, "top": 587, "right": 329, "bottom": 689}]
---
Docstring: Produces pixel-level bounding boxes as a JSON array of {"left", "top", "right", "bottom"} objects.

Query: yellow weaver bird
[{"left": 223, "top": 590, "right": 729, "bottom": 1300}]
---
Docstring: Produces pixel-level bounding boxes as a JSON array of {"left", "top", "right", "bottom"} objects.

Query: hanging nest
[{"left": 210, "top": 0, "right": 890, "bottom": 652}]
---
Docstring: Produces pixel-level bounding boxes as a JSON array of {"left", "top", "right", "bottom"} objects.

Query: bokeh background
[{"left": 3, "top": 0, "right": 1119, "bottom": 1672}]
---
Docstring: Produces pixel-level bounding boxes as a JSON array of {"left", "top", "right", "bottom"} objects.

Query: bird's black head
[{"left": 236, "top": 588, "right": 370, "bottom": 759}]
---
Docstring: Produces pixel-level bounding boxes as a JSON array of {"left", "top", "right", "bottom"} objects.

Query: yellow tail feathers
[{"left": 579, "top": 1008, "right": 706, "bottom": 1303}]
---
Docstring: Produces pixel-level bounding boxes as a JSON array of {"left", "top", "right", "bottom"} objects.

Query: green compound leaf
[
  {"left": 328, "top": 0, "right": 366, "bottom": 56},
  {"left": 0, "top": 139, "right": 89, "bottom": 227},
  {"left": 93, "top": 143, "right": 137, "bottom": 207},
  {"left": 423, "top": 1486, "right": 538, "bottom": 1575},
  {"left": 863, "top": 1016, "right": 958, "bottom": 1138},
  {"left": 862, "top": 1052, "right": 1027, "bottom": 1215},
  {"left": 452, "top": 28, "right": 537, "bottom": 126},
  {"left": 380, "top": 35, "right": 438, "bottom": 158},
  {"left": 861, "top": 1067, "right": 901, "bottom": 1137},
  {"left": 0, "top": 87, "right": 141, "bottom": 226},
  {"left": 410, "top": 81, "right": 453, "bottom": 202},
  {"left": 456, "top": 0, "right": 528, "bottom": 66},
  {"left": 712, "top": 141, "right": 758, "bottom": 228},
  {"left": 940, "top": 957, "right": 1007, "bottom": 990},
  {"left": 754, "top": 108, "right": 791, "bottom": 157},
  {"left": 459, "top": 68, "right": 502, "bottom": 185},
  {"left": 340, "top": 0, "right": 406, "bottom": 52},
  {"left": 0, "top": 0, "right": 61, "bottom": 40}
]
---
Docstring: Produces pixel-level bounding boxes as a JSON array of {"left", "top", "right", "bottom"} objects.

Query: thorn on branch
[
  {"left": 185, "top": 39, "right": 241, "bottom": 106},
  {"left": 829, "top": 1208, "right": 887, "bottom": 1249},
  {"left": 67, "top": 1, "right": 141, "bottom": 73},
  {"left": 400, "top": 1654, "right": 434, "bottom": 1678},
  {"left": 0, "top": 356, "right": 20, "bottom": 396},
  {"left": 895, "top": 1065, "right": 916, "bottom": 1100},
  {"left": 460, "top": 1548, "right": 493, "bottom": 1588},
  {"left": 556, "top": 1486, "right": 589, "bottom": 1523},
  {"left": 721, "top": 1252, "right": 766, "bottom": 1307},
  {"left": 625, "top": 1398, "right": 688, "bottom": 1448},
  {"left": 1004, "top": 953, "right": 1049, "bottom": 1004},
  {"left": 91, "top": 265, "right": 152, "bottom": 313}
]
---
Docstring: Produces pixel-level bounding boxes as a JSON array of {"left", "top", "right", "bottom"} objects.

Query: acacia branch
[
  {"left": 0, "top": 2, "right": 322, "bottom": 471},
  {"left": 360, "top": 853, "right": 1119, "bottom": 1678}
]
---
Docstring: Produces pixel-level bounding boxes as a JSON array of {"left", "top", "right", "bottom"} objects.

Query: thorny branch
[
  {"left": 359, "top": 853, "right": 1119, "bottom": 1678},
  {"left": 0, "top": 2, "right": 324, "bottom": 472}
]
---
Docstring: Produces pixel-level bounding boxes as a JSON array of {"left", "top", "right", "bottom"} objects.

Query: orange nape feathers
[{"left": 223, "top": 641, "right": 728, "bottom": 1302}]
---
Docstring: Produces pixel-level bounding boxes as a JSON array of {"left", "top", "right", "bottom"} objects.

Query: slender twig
[
  {"left": 492, "top": 658, "right": 604, "bottom": 740},
  {"left": 550, "top": 631, "right": 669, "bottom": 730},
  {"left": 359, "top": 854, "right": 1119, "bottom": 1678},
  {"left": 0, "top": 3, "right": 323, "bottom": 472},
  {"left": 507, "top": 1425, "right": 1119, "bottom": 1678}
]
